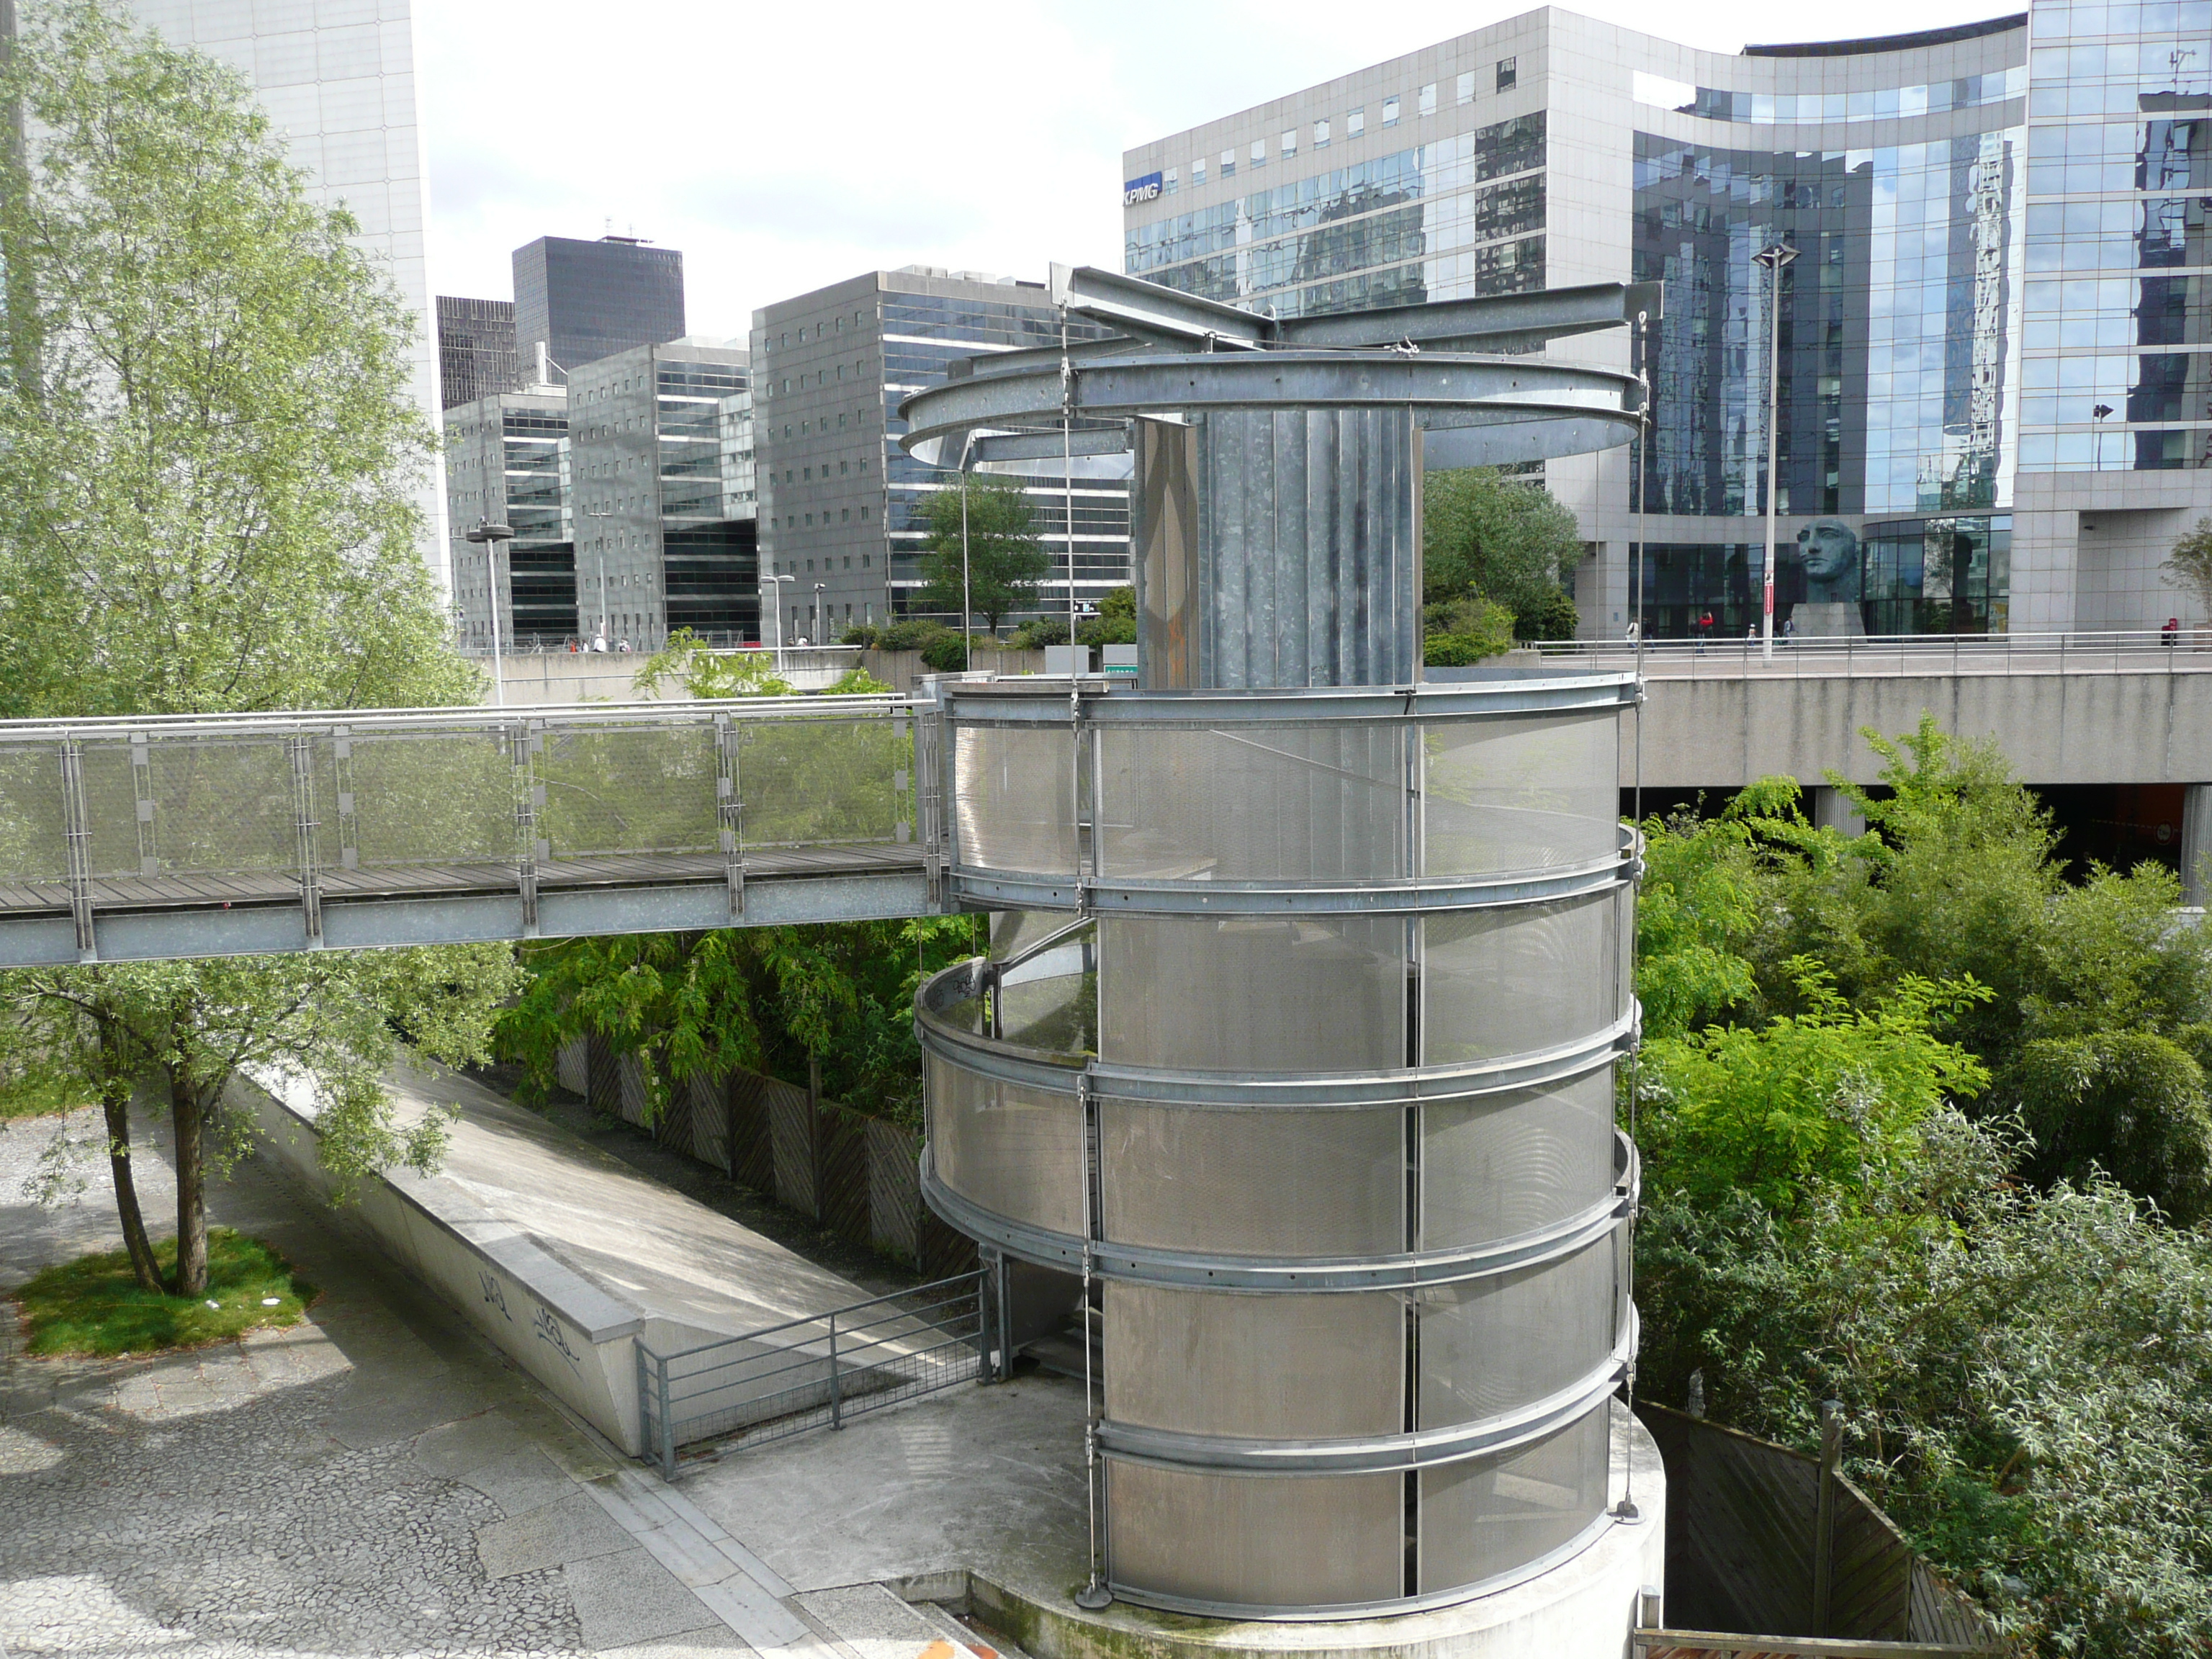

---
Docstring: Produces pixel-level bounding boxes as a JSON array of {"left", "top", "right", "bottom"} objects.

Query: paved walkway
[{"left": 0, "top": 1093, "right": 1058, "bottom": 1659}]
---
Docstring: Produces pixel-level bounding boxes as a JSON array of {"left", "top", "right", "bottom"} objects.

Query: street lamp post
[
  {"left": 763, "top": 571, "right": 793, "bottom": 675},
  {"left": 581, "top": 501, "right": 611, "bottom": 647},
  {"left": 1754, "top": 241, "right": 1799, "bottom": 662},
  {"left": 465, "top": 518, "right": 516, "bottom": 706},
  {"left": 813, "top": 582, "right": 826, "bottom": 650}
]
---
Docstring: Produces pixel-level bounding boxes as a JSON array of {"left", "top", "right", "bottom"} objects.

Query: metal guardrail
[
  {"left": 635, "top": 1269, "right": 990, "bottom": 1478},
  {"left": 1532, "top": 629, "right": 2212, "bottom": 679},
  {"left": 0, "top": 695, "right": 937, "bottom": 965}
]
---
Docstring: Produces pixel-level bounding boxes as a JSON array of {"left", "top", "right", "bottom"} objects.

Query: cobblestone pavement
[{"left": 0, "top": 1107, "right": 747, "bottom": 1659}]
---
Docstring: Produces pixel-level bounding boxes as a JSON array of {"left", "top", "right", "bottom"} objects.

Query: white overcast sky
[{"left": 415, "top": 0, "right": 2017, "bottom": 340}]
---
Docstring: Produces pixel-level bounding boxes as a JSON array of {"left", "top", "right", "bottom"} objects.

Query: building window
[
  {"left": 1313, "top": 117, "right": 1330, "bottom": 148},
  {"left": 1496, "top": 57, "right": 1516, "bottom": 92},
  {"left": 1280, "top": 129, "right": 1295, "bottom": 157},
  {"left": 863, "top": 554, "right": 871, "bottom": 567},
  {"left": 1419, "top": 83, "right": 1437, "bottom": 116},
  {"left": 1165, "top": 166, "right": 1179, "bottom": 193},
  {"left": 1220, "top": 147, "right": 1235, "bottom": 177},
  {"left": 1457, "top": 71, "right": 1475, "bottom": 104},
  {"left": 1250, "top": 139, "right": 1266, "bottom": 168},
  {"left": 841, "top": 508, "right": 850, "bottom": 523},
  {"left": 1192, "top": 156, "right": 1206, "bottom": 184},
  {"left": 861, "top": 508, "right": 871, "bottom": 522},
  {"left": 838, "top": 413, "right": 847, "bottom": 429},
  {"left": 840, "top": 461, "right": 849, "bottom": 475},
  {"left": 1382, "top": 96, "right": 1399, "bottom": 127}
]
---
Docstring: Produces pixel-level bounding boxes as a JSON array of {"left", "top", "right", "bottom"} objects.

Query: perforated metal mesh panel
[
  {"left": 1422, "top": 1069, "right": 1617, "bottom": 1246},
  {"left": 738, "top": 714, "right": 907, "bottom": 848},
  {"left": 1097, "top": 724, "right": 1406, "bottom": 882},
  {"left": 1421, "top": 893, "right": 1623, "bottom": 1064},
  {"left": 1099, "top": 914, "right": 1406, "bottom": 1071},
  {"left": 994, "top": 965, "right": 1094, "bottom": 1055},
  {"left": 925, "top": 1052, "right": 1084, "bottom": 1236},
  {"left": 1416, "top": 1229, "right": 1621, "bottom": 1427},
  {"left": 953, "top": 724, "right": 1076, "bottom": 875},
  {"left": 1100, "top": 1100, "right": 1403, "bottom": 1256},
  {"left": 1416, "top": 1406, "right": 1611, "bottom": 1596},
  {"left": 1422, "top": 713, "right": 1620, "bottom": 876},
  {"left": 1107, "top": 1462, "right": 1405, "bottom": 1608},
  {"left": 136, "top": 739, "right": 328, "bottom": 876},
  {"left": 346, "top": 730, "right": 516, "bottom": 866},
  {"left": 1105, "top": 1282, "right": 1403, "bottom": 1437},
  {"left": 538, "top": 722, "right": 719, "bottom": 856},
  {"left": 78, "top": 742, "right": 145, "bottom": 877},
  {"left": 0, "top": 747, "right": 68, "bottom": 886}
]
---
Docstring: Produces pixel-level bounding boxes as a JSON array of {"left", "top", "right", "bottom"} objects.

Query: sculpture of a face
[{"left": 1796, "top": 518, "right": 1861, "bottom": 601}]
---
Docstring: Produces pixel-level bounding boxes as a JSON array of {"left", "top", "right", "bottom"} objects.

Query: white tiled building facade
[{"left": 124, "top": 0, "right": 448, "bottom": 592}]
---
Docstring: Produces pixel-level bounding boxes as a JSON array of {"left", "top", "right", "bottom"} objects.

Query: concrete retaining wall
[
  {"left": 239, "top": 1071, "right": 653, "bottom": 1456},
  {"left": 1633, "top": 670, "right": 2212, "bottom": 788}
]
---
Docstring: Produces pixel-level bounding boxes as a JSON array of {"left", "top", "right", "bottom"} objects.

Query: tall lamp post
[
  {"left": 580, "top": 501, "right": 611, "bottom": 647},
  {"left": 763, "top": 571, "right": 793, "bottom": 675},
  {"left": 1753, "top": 241, "right": 1798, "bottom": 662},
  {"left": 465, "top": 518, "right": 516, "bottom": 706},
  {"left": 813, "top": 582, "right": 826, "bottom": 649}
]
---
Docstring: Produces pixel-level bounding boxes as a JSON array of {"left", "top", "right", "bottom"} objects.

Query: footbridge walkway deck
[{"left": 0, "top": 696, "right": 938, "bottom": 967}]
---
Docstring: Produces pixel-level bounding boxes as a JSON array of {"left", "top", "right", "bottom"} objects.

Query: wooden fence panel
[
  {"left": 1827, "top": 1475, "right": 1912, "bottom": 1640},
  {"left": 767, "top": 1082, "right": 817, "bottom": 1217},
  {"left": 818, "top": 1107, "right": 870, "bottom": 1244},
  {"left": 585, "top": 1033, "right": 619, "bottom": 1115},
  {"left": 866, "top": 1118, "right": 921, "bottom": 1264},
  {"left": 656, "top": 1069, "right": 696, "bottom": 1157},
  {"left": 557, "top": 1036, "right": 588, "bottom": 1097},
  {"left": 920, "top": 1205, "right": 979, "bottom": 1281},
  {"left": 727, "top": 1073, "right": 776, "bottom": 1193},
  {"left": 1909, "top": 1561, "right": 1994, "bottom": 1648},
  {"left": 616, "top": 1053, "right": 649, "bottom": 1127}
]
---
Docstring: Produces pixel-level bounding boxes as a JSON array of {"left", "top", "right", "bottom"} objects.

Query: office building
[
  {"left": 514, "top": 235, "right": 685, "bottom": 385},
  {"left": 566, "top": 338, "right": 757, "bottom": 649},
  {"left": 437, "top": 296, "right": 518, "bottom": 410},
  {"left": 120, "top": 0, "right": 450, "bottom": 590},
  {"left": 751, "top": 267, "right": 1133, "bottom": 637},
  {"left": 445, "top": 392, "right": 573, "bottom": 649},
  {"left": 1123, "top": 1, "right": 2211, "bottom": 639}
]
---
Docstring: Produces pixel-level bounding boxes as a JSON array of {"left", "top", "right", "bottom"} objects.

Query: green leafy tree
[
  {"left": 1423, "top": 467, "right": 1583, "bottom": 636},
  {"left": 0, "top": 2, "right": 475, "bottom": 718},
  {"left": 0, "top": 7, "right": 509, "bottom": 1298},
  {"left": 1076, "top": 585, "right": 1137, "bottom": 647},
  {"left": 2160, "top": 514, "right": 2212, "bottom": 621},
  {"left": 1421, "top": 592, "right": 1516, "bottom": 667},
  {"left": 917, "top": 476, "right": 1050, "bottom": 634},
  {"left": 634, "top": 627, "right": 793, "bottom": 698}
]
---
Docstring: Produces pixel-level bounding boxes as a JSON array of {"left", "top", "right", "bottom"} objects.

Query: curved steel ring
[
  {"left": 916, "top": 976, "right": 1637, "bottom": 1107},
  {"left": 938, "top": 675, "right": 1638, "bottom": 727},
  {"left": 1096, "top": 1312, "right": 1636, "bottom": 1475},
  {"left": 899, "top": 349, "right": 1642, "bottom": 458},
  {"left": 920, "top": 1136, "right": 1635, "bottom": 1291},
  {"left": 948, "top": 847, "right": 1635, "bottom": 918}
]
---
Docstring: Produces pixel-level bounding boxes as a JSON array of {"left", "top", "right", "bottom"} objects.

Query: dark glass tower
[{"left": 513, "top": 235, "right": 686, "bottom": 382}]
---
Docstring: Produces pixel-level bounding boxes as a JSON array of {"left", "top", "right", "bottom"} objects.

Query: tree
[
  {"left": 1422, "top": 467, "right": 1583, "bottom": 634},
  {"left": 917, "top": 476, "right": 1050, "bottom": 634},
  {"left": 0, "top": 7, "right": 508, "bottom": 1296},
  {"left": 1421, "top": 592, "right": 1516, "bottom": 667},
  {"left": 0, "top": 3, "right": 475, "bottom": 719},
  {"left": 2161, "top": 514, "right": 2212, "bottom": 622},
  {"left": 1076, "top": 585, "right": 1137, "bottom": 647},
  {"left": 634, "top": 627, "right": 793, "bottom": 698}
]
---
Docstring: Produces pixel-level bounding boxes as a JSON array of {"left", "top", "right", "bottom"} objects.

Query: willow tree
[{"left": 0, "top": 4, "right": 505, "bottom": 1297}]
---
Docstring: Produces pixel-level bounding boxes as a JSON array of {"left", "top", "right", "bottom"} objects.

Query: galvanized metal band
[
  {"left": 948, "top": 849, "right": 1635, "bottom": 918},
  {"left": 938, "top": 676, "right": 1637, "bottom": 727},
  {"left": 1096, "top": 1315, "right": 1634, "bottom": 1475},
  {"left": 899, "top": 349, "right": 1641, "bottom": 454},
  {"left": 1107, "top": 1504, "right": 1623, "bottom": 1624},
  {"left": 920, "top": 1144, "right": 1635, "bottom": 1292},
  {"left": 916, "top": 979, "right": 1636, "bottom": 1107}
]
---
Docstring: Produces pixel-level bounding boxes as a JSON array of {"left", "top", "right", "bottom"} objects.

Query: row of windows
[
  {"left": 1128, "top": 116, "right": 1547, "bottom": 273},
  {"left": 768, "top": 310, "right": 869, "bottom": 351},
  {"left": 777, "top": 506, "right": 875, "bottom": 530},
  {"left": 2029, "top": 0, "right": 2212, "bottom": 39},
  {"left": 1632, "top": 66, "right": 2026, "bottom": 127}
]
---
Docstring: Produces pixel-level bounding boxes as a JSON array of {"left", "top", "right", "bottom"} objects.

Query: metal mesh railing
[
  {"left": 635, "top": 1269, "right": 989, "bottom": 1478},
  {"left": 0, "top": 698, "right": 928, "bottom": 949},
  {"left": 1533, "top": 628, "right": 2212, "bottom": 679}
]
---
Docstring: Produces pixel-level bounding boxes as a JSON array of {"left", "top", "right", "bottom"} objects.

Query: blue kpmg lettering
[{"left": 1123, "top": 171, "right": 1163, "bottom": 207}]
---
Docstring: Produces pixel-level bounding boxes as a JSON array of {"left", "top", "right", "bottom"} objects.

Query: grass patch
[
  {"left": 0, "top": 1074, "right": 98, "bottom": 1121},
  {"left": 14, "top": 1228, "right": 316, "bottom": 1356}
]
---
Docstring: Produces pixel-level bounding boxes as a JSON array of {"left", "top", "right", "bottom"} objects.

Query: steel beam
[{"left": 1049, "top": 261, "right": 1274, "bottom": 350}]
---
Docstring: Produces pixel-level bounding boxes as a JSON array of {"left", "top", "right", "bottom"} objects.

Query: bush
[
  {"left": 1008, "top": 616, "right": 1071, "bottom": 651},
  {"left": 1514, "top": 583, "right": 1581, "bottom": 642},
  {"left": 920, "top": 631, "right": 970, "bottom": 672},
  {"left": 875, "top": 619, "right": 945, "bottom": 652},
  {"left": 1422, "top": 593, "right": 1516, "bottom": 666},
  {"left": 840, "top": 623, "right": 878, "bottom": 647}
]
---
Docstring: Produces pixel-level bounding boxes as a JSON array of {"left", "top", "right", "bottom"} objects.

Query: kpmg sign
[{"left": 1123, "top": 171, "right": 1164, "bottom": 207}]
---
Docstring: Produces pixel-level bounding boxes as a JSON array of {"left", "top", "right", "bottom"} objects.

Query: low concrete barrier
[{"left": 238, "top": 1071, "right": 678, "bottom": 1456}]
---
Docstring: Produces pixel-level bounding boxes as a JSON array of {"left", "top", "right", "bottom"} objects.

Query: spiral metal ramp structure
[{"left": 905, "top": 266, "right": 1660, "bottom": 1629}]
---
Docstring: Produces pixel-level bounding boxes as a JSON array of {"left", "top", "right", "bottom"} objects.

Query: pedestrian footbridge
[{"left": 0, "top": 697, "right": 939, "bottom": 966}]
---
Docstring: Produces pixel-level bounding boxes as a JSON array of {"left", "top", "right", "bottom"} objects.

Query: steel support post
[{"left": 58, "top": 739, "right": 95, "bottom": 962}]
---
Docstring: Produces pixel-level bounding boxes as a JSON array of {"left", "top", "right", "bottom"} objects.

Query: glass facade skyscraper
[
  {"left": 445, "top": 392, "right": 575, "bottom": 649},
  {"left": 436, "top": 296, "right": 518, "bottom": 410},
  {"left": 1125, "top": 5, "right": 2211, "bottom": 639},
  {"left": 513, "top": 235, "right": 686, "bottom": 384}
]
